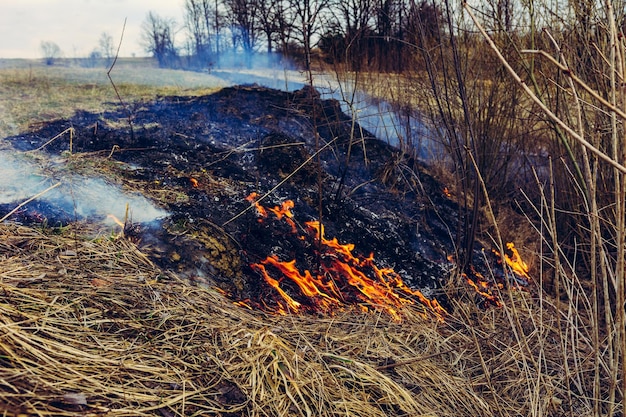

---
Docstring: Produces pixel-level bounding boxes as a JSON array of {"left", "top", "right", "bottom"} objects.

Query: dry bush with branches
[{"left": 320, "top": 0, "right": 626, "bottom": 414}]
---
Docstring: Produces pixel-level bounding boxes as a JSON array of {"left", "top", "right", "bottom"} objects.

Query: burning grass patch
[
  {"left": 0, "top": 222, "right": 586, "bottom": 416},
  {"left": 0, "top": 67, "right": 606, "bottom": 416}
]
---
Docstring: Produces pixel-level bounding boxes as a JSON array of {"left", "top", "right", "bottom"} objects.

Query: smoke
[
  {"left": 302, "top": 76, "right": 444, "bottom": 159},
  {"left": 210, "top": 51, "right": 307, "bottom": 91},
  {"left": 208, "top": 52, "right": 443, "bottom": 159},
  {"left": 214, "top": 51, "right": 294, "bottom": 71},
  {"left": 0, "top": 151, "right": 166, "bottom": 225}
]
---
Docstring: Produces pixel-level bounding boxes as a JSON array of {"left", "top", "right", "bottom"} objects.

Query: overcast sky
[{"left": 0, "top": 0, "right": 186, "bottom": 59}]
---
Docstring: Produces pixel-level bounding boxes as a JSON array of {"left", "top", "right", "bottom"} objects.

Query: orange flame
[
  {"left": 251, "top": 262, "right": 303, "bottom": 311},
  {"left": 246, "top": 192, "right": 296, "bottom": 232},
  {"left": 190, "top": 177, "right": 199, "bottom": 188},
  {"left": 447, "top": 243, "right": 531, "bottom": 308},
  {"left": 461, "top": 266, "right": 503, "bottom": 307},
  {"left": 447, "top": 254, "right": 503, "bottom": 307},
  {"left": 245, "top": 200, "right": 447, "bottom": 322},
  {"left": 494, "top": 242, "right": 531, "bottom": 281},
  {"left": 246, "top": 192, "right": 267, "bottom": 217}
]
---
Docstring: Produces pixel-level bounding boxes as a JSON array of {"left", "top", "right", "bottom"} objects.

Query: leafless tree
[
  {"left": 256, "top": 0, "right": 283, "bottom": 53},
  {"left": 224, "top": 0, "right": 260, "bottom": 60},
  {"left": 98, "top": 32, "right": 115, "bottom": 61},
  {"left": 184, "top": 0, "right": 219, "bottom": 67},
  {"left": 332, "top": 0, "right": 375, "bottom": 70},
  {"left": 141, "top": 12, "right": 179, "bottom": 68},
  {"left": 273, "top": 0, "right": 295, "bottom": 56},
  {"left": 289, "top": 0, "right": 333, "bottom": 70},
  {"left": 40, "top": 41, "right": 62, "bottom": 65},
  {"left": 372, "top": 0, "right": 400, "bottom": 71},
  {"left": 185, "top": 0, "right": 208, "bottom": 54},
  {"left": 213, "top": 0, "right": 226, "bottom": 56}
]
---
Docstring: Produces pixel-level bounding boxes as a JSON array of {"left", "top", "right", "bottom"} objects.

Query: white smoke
[{"left": 0, "top": 151, "right": 166, "bottom": 225}]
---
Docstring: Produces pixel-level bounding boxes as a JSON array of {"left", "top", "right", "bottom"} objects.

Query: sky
[{"left": 0, "top": 0, "right": 186, "bottom": 59}]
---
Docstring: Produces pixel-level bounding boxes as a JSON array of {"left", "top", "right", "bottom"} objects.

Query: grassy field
[
  {"left": 0, "top": 58, "right": 227, "bottom": 139},
  {"left": 0, "top": 61, "right": 618, "bottom": 416}
]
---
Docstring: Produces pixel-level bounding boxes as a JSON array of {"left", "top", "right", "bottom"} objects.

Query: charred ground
[{"left": 6, "top": 84, "right": 496, "bottom": 309}]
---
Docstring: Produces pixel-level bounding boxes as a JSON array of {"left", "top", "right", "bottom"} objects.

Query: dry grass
[
  {"left": 0, "top": 61, "right": 226, "bottom": 139},
  {"left": 0, "top": 60, "right": 617, "bottom": 417},
  {"left": 0, "top": 221, "right": 593, "bottom": 416}
]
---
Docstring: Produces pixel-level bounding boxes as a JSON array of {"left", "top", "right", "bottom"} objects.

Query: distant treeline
[{"left": 141, "top": 0, "right": 443, "bottom": 71}]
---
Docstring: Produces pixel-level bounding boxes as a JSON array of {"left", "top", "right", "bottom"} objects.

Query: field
[
  {"left": 0, "top": 58, "right": 230, "bottom": 140},
  {"left": 0, "top": 59, "right": 619, "bottom": 416}
]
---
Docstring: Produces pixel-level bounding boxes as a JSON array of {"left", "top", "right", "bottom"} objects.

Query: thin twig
[
  {"left": 27, "top": 127, "right": 74, "bottom": 153},
  {"left": 222, "top": 138, "right": 337, "bottom": 227},
  {"left": 375, "top": 346, "right": 459, "bottom": 370},
  {"left": 107, "top": 18, "right": 135, "bottom": 141},
  {"left": 463, "top": 2, "right": 626, "bottom": 175},
  {"left": 521, "top": 48, "right": 626, "bottom": 120}
]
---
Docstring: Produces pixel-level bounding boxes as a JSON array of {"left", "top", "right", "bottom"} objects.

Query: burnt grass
[{"left": 6, "top": 84, "right": 496, "bottom": 311}]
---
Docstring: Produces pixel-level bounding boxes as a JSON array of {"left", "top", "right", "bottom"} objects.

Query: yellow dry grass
[
  {"left": 0, "top": 61, "right": 611, "bottom": 417},
  {"left": 0, "top": 221, "right": 584, "bottom": 416},
  {"left": 0, "top": 60, "right": 226, "bottom": 138}
]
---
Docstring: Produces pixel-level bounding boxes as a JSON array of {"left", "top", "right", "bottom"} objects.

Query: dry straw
[{"left": 0, "top": 222, "right": 592, "bottom": 416}]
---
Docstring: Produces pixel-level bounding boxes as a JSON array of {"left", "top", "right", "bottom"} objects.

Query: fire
[
  {"left": 461, "top": 265, "right": 503, "bottom": 308},
  {"left": 245, "top": 196, "right": 447, "bottom": 321},
  {"left": 246, "top": 192, "right": 296, "bottom": 232},
  {"left": 189, "top": 177, "right": 199, "bottom": 188},
  {"left": 494, "top": 242, "right": 531, "bottom": 281},
  {"left": 447, "top": 254, "right": 503, "bottom": 307},
  {"left": 246, "top": 192, "right": 268, "bottom": 217},
  {"left": 447, "top": 242, "right": 531, "bottom": 308}
]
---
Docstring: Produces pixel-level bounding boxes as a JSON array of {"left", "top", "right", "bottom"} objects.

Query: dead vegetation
[
  {"left": 0, "top": 221, "right": 586, "bottom": 416},
  {"left": 0, "top": 57, "right": 620, "bottom": 416},
  {"left": 0, "top": 60, "right": 225, "bottom": 138}
]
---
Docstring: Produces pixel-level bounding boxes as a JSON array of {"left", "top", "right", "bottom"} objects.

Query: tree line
[{"left": 141, "top": 0, "right": 443, "bottom": 71}]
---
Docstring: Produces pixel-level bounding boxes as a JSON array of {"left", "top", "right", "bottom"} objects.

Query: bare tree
[
  {"left": 289, "top": 0, "right": 333, "bottom": 70},
  {"left": 141, "top": 12, "right": 179, "bottom": 68},
  {"left": 372, "top": 0, "right": 396, "bottom": 71},
  {"left": 185, "top": 0, "right": 214, "bottom": 66},
  {"left": 274, "top": 0, "right": 295, "bottom": 56},
  {"left": 85, "top": 49, "right": 103, "bottom": 67},
  {"left": 333, "top": 0, "right": 375, "bottom": 70},
  {"left": 224, "top": 0, "right": 260, "bottom": 62},
  {"left": 256, "top": 0, "right": 282, "bottom": 53},
  {"left": 213, "top": 0, "right": 226, "bottom": 56},
  {"left": 40, "top": 41, "right": 62, "bottom": 65},
  {"left": 98, "top": 32, "right": 115, "bottom": 61}
]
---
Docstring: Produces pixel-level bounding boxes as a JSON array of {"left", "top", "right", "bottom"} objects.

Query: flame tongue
[
  {"left": 496, "top": 242, "right": 531, "bottom": 282},
  {"left": 447, "top": 242, "right": 532, "bottom": 308},
  {"left": 251, "top": 262, "right": 302, "bottom": 312},
  {"left": 461, "top": 265, "right": 503, "bottom": 308},
  {"left": 246, "top": 192, "right": 296, "bottom": 232},
  {"left": 245, "top": 194, "right": 446, "bottom": 321}
]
